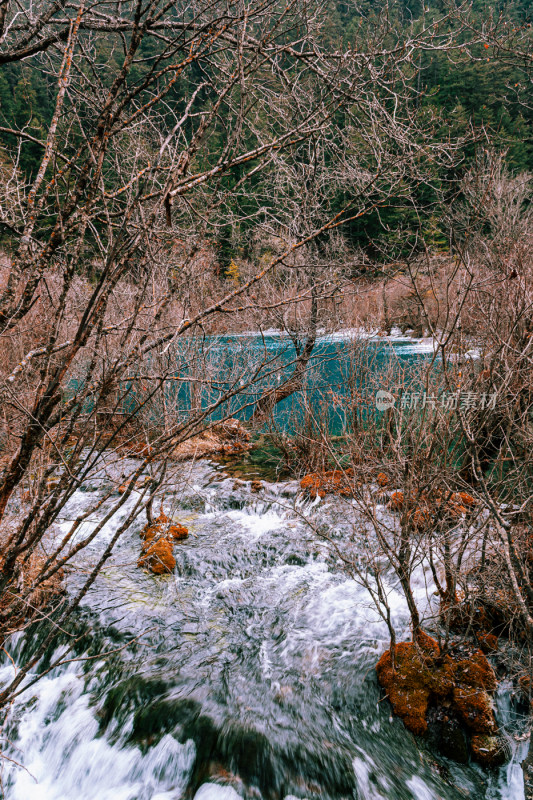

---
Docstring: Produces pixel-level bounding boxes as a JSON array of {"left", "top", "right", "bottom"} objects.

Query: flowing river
[{"left": 0, "top": 336, "right": 529, "bottom": 800}]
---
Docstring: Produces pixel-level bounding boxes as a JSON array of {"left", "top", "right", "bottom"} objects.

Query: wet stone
[{"left": 427, "top": 709, "right": 469, "bottom": 764}]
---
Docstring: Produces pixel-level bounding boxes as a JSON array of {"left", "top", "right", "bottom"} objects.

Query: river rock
[
  {"left": 427, "top": 710, "right": 469, "bottom": 764},
  {"left": 193, "top": 784, "right": 242, "bottom": 800},
  {"left": 376, "top": 472, "right": 389, "bottom": 487}
]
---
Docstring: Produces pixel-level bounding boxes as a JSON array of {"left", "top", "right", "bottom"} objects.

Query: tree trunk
[{"left": 253, "top": 291, "right": 318, "bottom": 424}]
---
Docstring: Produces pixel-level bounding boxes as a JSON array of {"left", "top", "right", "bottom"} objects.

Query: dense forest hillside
[{"left": 0, "top": 0, "right": 531, "bottom": 259}]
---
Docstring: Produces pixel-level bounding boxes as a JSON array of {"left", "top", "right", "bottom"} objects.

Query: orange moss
[
  {"left": 376, "top": 634, "right": 445, "bottom": 735},
  {"left": 300, "top": 469, "right": 355, "bottom": 499},
  {"left": 376, "top": 649, "right": 430, "bottom": 734},
  {"left": 409, "top": 507, "right": 431, "bottom": 530},
  {"left": 476, "top": 633, "right": 498, "bottom": 653},
  {"left": 386, "top": 488, "right": 476, "bottom": 524},
  {"left": 445, "top": 502, "right": 468, "bottom": 519},
  {"left": 168, "top": 523, "right": 188, "bottom": 541},
  {"left": 388, "top": 491, "right": 404, "bottom": 511},
  {"left": 376, "top": 635, "right": 499, "bottom": 751},
  {"left": 414, "top": 628, "right": 441, "bottom": 656},
  {"left": 376, "top": 473, "right": 389, "bottom": 487},
  {"left": 453, "top": 685, "right": 496, "bottom": 734},
  {"left": 141, "top": 513, "right": 187, "bottom": 543},
  {"left": 450, "top": 649, "right": 497, "bottom": 734},
  {"left": 140, "top": 521, "right": 161, "bottom": 542},
  {"left": 452, "top": 649, "right": 497, "bottom": 693},
  {"left": 138, "top": 538, "right": 176, "bottom": 575},
  {"left": 450, "top": 491, "right": 476, "bottom": 508}
]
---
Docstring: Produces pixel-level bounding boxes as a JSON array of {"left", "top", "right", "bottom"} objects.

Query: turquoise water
[
  {"left": 68, "top": 333, "right": 437, "bottom": 433},
  {"left": 159, "top": 333, "right": 438, "bottom": 432}
]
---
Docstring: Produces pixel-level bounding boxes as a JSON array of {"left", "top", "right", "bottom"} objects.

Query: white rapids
[{"left": 0, "top": 461, "right": 528, "bottom": 800}]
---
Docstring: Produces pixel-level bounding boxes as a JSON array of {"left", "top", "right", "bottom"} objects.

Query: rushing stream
[{"left": 0, "top": 456, "right": 528, "bottom": 800}]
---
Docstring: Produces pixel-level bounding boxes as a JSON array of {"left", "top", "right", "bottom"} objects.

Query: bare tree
[{"left": 0, "top": 0, "right": 519, "bottom": 714}]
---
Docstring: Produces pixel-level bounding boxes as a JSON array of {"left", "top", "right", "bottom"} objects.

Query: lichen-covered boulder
[{"left": 376, "top": 633, "right": 501, "bottom": 763}]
